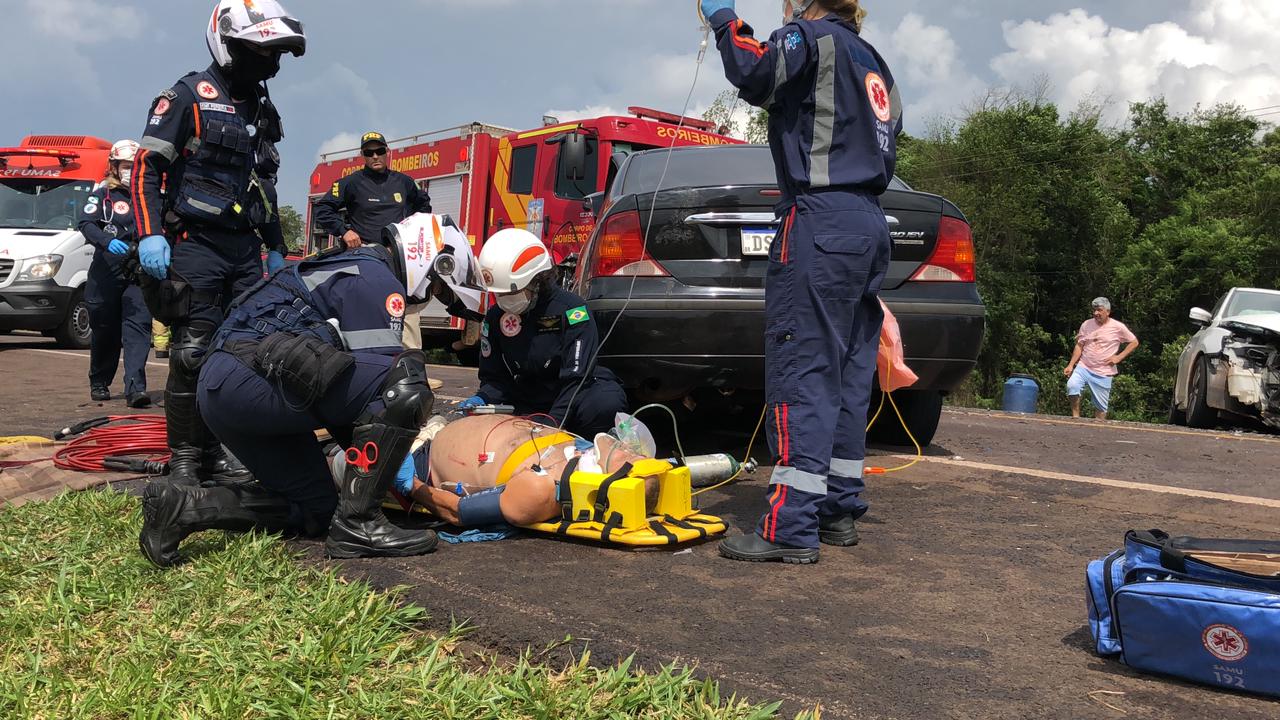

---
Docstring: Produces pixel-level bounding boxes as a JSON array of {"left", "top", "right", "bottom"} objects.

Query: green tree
[{"left": 278, "top": 205, "right": 304, "bottom": 253}]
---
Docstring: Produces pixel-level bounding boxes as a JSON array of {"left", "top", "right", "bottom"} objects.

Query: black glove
[{"left": 253, "top": 332, "right": 355, "bottom": 408}]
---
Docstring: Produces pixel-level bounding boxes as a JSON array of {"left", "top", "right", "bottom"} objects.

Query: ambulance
[{"left": 0, "top": 136, "right": 112, "bottom": 348}]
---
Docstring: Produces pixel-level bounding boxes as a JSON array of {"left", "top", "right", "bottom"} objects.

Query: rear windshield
[
  {"left": 619, "top": 144, "right": 911, "bottom": 194},
  {"left": 620, "top": 145, "right": 778, "bottom": 194}
]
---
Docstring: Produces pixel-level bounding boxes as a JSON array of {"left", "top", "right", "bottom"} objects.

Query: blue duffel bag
[{"left": 1086, "top": 529, "right": 1280, "bottom": 698}]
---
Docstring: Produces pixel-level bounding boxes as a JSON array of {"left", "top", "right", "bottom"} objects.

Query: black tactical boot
[
  {"left": 718, "top": 532, "right": 819, "bottom": 564},
  {"left": 325, "top": 421, "right": 438, "bottom": 559},
  {"left": 818, "top": 514, "right": 860, "bottom": 547},
  {"left": 201, "top": 442, "right": 253, "bottom": 486},
  {"left": 164, "top": 390, "right": 204, "bottom": 487},
  {"left": 139, "top": 482, "right": 294, "bottom": 567}
]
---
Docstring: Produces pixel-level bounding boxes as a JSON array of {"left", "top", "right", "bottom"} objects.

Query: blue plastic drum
[{"left": 1002, "top": 374, "right": 1040, "bottom": 414}]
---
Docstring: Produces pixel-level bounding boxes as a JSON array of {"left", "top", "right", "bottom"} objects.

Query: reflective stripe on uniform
[
  {"left": 808, "top": 33, "right": 837, "bottom": 189},
  {"left": 771, "top": 466, "right": 827, "bottom": 495},
  {"left": 302, "top": 265, "right": 361, "bottom": 292},
  {"left": 185, "top": 197, "right": 224, "bottom": 216},
  {"left": 762, "top": 38, "right": 789, "bottom": 109},
  {"left": 830, "top": 458, "right": 864, "bottom": 479},
  {"left": 140, "top": 137, "right": 178, "bottom": 163},
  {"left": 341, "top": 328, "right": 400, "bottom": 350}
]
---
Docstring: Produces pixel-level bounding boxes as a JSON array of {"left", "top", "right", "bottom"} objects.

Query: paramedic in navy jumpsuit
[
  {"left": 132, "top": 0, "right": 304, "bottom": 487},
  {"left": 78, "top": 140, "right": 151, "bottom": 408},
  {"left": 704, "top": 0, "right": 901, "bottom": 564},
  {"left": 139, "top": 242, "right": 439, "bottom": 567},
  {"left": 464, "top": 228, "right": 628, "bottom": 437}
]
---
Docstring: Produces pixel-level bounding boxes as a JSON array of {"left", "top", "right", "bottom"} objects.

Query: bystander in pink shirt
[{"left": 1077, "top": 319, "right": 1137, "bottom": 377}]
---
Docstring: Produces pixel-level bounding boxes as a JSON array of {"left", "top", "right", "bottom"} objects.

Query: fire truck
[
  {"left": 305, "top": 107, "right": 739, "bottom": 345},
  {"left": 0, "top": 136, "right": 112, "bottom": 348}
]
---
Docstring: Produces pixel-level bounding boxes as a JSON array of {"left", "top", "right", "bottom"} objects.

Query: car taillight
[
  {"left": 589, "top": 210, "right": 670, "bottom": 278},
  {"left": 910, "top": 216, "right": 975, "bottom": 282}
]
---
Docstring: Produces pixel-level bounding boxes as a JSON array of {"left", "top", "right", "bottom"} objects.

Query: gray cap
[{"left": 1092, "top": 297, "right": 1111, "bottom": 310}]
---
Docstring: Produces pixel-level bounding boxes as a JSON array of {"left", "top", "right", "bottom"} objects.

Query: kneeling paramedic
[
  {"left": 461, "top": 229, "right": 628, "bottom": 437},
  {"left": 138, "top": 224, "right": 455, "bottom": 566},
  {"left": 131, "top": 0, "right": 302, "bottom": 487},
  {"left": 703, "top": 0, "right": 900, "bottom": 563}
]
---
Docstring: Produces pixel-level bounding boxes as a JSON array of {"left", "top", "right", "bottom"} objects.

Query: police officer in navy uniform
[
  {"left": 79, "top": 139, "right": 152, "bottom": 408},
  {"left": 139, "top": 229, "right": 445, "bottom": 566},
  {"left": 132, "top": 0, "right": 304, "bottom": 487},
  {"left": 459, "top": 229, "right": 628, "bottom": 437},
  {"left": 703, "top": 0, "right": 901, "bottom": 564},
  {"left": 312, "top": 131, "right": 432, "bottom": 251}
]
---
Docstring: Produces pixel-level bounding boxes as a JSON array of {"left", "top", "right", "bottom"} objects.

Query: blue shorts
[{"left": 1067, "top": 366, "right": 1114, "bottom": 412}]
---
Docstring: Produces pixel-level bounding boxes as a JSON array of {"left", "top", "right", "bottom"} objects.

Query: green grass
[{"left": 0, "top": 491, "right": 805, "bottom": 720}]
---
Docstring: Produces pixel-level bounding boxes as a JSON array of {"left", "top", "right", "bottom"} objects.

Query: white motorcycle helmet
[
  {"left": 381, "top": 214, "right": 484, "bottom": 315},
  {"left": 206, "top": 0, "right": 306, "bottom": 70},
  {"left": 109, "top": 140, "right": 139, "bottom": 163},
  {"left": 478, "top": 229, "right": 553, "bottom": 294}
]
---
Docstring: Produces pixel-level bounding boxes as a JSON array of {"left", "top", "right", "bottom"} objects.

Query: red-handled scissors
[{"left": 346, "top": 442, "right": 378, "bottom": 473}]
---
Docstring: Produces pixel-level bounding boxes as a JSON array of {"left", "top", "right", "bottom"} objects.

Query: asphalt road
[{"left": 2, "top": 332, "right": 1279, "bottom": 719}]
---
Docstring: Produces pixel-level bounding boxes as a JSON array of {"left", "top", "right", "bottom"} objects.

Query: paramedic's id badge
[
  {"left": 566, "top": 306, "right": 590, "bottom": 325},
  {"left": 500, "top": 312, "right": 522, "bottom": 337}
]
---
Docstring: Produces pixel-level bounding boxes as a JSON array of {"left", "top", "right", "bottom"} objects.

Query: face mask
[
  {"left": 496, "top": 291, "right": 532, "bottom": 315},
  {"left": 118, "top": 169, "right": 131, "bottom": 185},
  {"left": 229, "top": 42, "right": 282, "bottom": 85}
]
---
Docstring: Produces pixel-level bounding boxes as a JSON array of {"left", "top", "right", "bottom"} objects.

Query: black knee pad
[
  {"left": 371, "top": 350, "right": 434, "bottom": 430},
  {"left": 173, "top": 322, "right": 216, "bottom": 377}
]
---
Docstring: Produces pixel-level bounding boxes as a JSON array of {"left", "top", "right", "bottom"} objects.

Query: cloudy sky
[{"left": 3, "top": 0, "right": 1277, "bottom": 209}]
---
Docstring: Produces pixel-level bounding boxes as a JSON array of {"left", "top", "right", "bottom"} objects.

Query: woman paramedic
[
  {"left": 701, "top": 0, "right": 901, "bottom": 564},
  {"left": 457, "top": 229, "right": 628, "bottom": 437},
  {"left": 78, "top": 140, "right": 153, "bottom": 408}
]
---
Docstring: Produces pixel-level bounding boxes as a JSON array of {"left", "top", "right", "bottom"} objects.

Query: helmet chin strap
[{"left": 788, "top": 0, "right": 817, "bottom": 20}]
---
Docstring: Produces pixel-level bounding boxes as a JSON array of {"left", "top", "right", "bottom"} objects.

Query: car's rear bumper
[
  {"left": 588, "top": 294, "right": 985, "bottom": 402},
  {"left": 0, "top": 281, "right": 74, "bottom": 331}
]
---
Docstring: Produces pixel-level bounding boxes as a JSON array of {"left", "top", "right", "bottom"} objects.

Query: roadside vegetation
[{"left": 0, "top": 490, "right": 805, "bottom": 719}]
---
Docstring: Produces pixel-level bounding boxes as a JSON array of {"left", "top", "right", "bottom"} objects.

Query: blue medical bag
[{"left": 1086, "top": 530, "right": 1280, "bottom": 697}]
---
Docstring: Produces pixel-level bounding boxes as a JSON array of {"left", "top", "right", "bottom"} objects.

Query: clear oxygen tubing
[{"left": 555, "top": 3, "right": 713, "bottom": 435}]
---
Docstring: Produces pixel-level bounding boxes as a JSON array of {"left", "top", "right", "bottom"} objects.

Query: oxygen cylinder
[{"left": 676, "top": 453, "right": 743, "bottom": 486}]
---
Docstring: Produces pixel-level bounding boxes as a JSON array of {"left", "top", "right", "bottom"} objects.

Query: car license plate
[{"left": 741, "top": 227, "right": 776, "bottom": 256}]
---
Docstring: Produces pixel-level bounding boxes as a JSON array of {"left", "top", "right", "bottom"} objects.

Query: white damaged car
[{"left": 1171, "top": 287, "right": 1280, "bottom": 430}]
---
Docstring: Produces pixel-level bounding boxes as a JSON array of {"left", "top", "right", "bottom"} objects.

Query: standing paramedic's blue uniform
[
  {"left": 477, "top": 287, "right": 627, "bottom": 437},
  {"left": 133, "top": 64, "right": 288, "bottom": 485},
  {"left": 710, "top": 7, "right": 901, "bottom": 554},
  {"left": 197, "top": 247, "right": 410, "bottom": 533},
  {"left": 78, "top": 186, "right": 151, "bottom": 400}
]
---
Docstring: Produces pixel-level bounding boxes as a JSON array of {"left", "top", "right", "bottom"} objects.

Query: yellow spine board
[{"left": 520, "top": 461, "right": 726, "bottom": 547}]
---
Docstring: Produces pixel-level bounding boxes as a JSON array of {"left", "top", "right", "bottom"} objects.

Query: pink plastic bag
[{"left": 878, "top": 300, "right": 918, "bottom": 392}]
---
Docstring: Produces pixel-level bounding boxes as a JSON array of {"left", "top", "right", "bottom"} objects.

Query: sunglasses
[{"left": 362, "top": 147, "right": 388, "bottom": 158}]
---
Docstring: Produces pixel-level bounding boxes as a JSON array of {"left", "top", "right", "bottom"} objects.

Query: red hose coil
[{"left": 53, "top": 415, "right": 170, "bottom": 472}]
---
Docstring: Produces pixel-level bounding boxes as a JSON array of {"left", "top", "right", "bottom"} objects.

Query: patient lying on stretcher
[{"left": 396, "top": 415, "right": 659, "bottom": 529}]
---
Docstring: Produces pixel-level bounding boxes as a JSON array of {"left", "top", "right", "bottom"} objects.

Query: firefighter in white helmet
[
  {"left": 131, "top": 0, "right": 304, "bottom": 487},
  {"left": 461, "top": 228, "right": 628, "bottom": 437},
  {"left": 78, "top": 139, "right": 153, "bottom": 408}
]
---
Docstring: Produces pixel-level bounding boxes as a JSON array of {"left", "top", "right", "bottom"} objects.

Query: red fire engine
[{"left": 305, "top": 107, "right": 740, "bottom": 342}]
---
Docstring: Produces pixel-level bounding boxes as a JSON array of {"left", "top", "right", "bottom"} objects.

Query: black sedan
[{"left": 572, "top": 145, "right": 984, "bottom": 446}]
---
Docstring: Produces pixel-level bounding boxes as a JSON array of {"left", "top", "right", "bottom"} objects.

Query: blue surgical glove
[
  {"left": 700, "top": 0, "right": 735, "bottom": 22},
  {"left": 457, "top": 395, "right": 485, "bottom": 410},
  {"left": 107, "top": 239, "right": 130, "bottom": 256},
  {"left": 138, "top": 235, "right": 170, "bottom": 280},
  {"left": 266, "top": 250, "right": 286, "bottom": 274},
  {"left": 394, "top": 453, "right": 416, "bottom": 495}
]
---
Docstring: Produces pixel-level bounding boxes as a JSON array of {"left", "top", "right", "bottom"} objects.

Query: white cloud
[
  {"left": 990, "top": 0, "right": 1280, "bottom": 121},
  {"left": 865, "top": 13, "right": 986, "bottom": 127},
  {"left": 27, "top": 0, "right": 143, "bottom": 43},
  {"left": 316, "top": 132, "right": 361, "bottom": 161}
]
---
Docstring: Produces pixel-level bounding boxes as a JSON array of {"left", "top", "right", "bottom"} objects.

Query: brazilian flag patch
[{"left": 566, "top": 306, "right": 590, "bottom": 325}]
